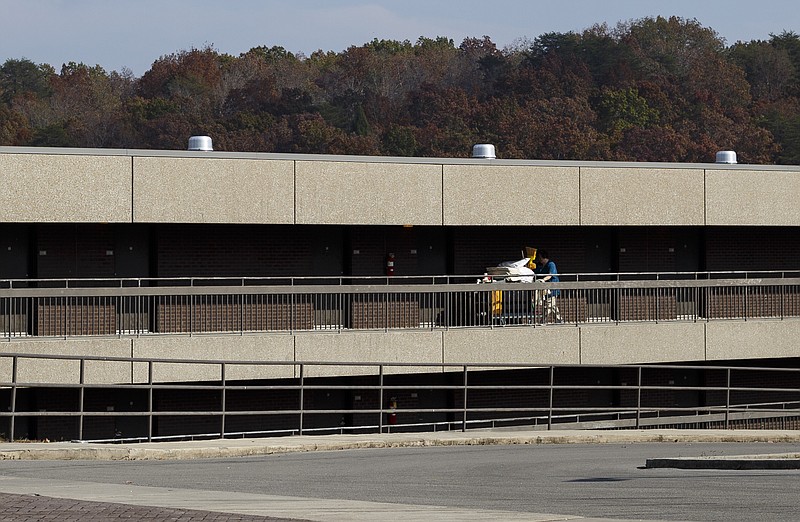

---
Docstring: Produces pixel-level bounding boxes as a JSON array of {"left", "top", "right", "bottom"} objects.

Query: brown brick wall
[
  {"left": 350, "top": 297, "right": 420, "bottom": 329},
  {"left": 349, "top": 226, "right": 387, "bottom": 276},
  {"left": 616, "top": 367, "right": 704, "bottom": 408},
  {"left": 453, "top": 368, "right": 618, "bottom": 414},
  {"left": 36, "top": 224, "right": 116, "bottom": 279},
  {"left": 14, "top": 363, "right": 800, "bottom": 440},
  {"left": 156, "top": 225, "right": 318, "bottom": 278},
  {"left": 21, "top": 224, "right": 800, "bottom": 281},
  {"left": 618, "top": 293, "right": 678, "bottom": 321},
  {"left": 0, "top": 298, "right": 28, "bottom": 335},
  {"left": 348, "top": 226, "right": 439, "bottom": 277},
  {"left": 153, "top": 385, "right": 354, "bottom": 436},
  {"left": 618, "top": 227, "right": 677, "bottom": 272},
  {"left": 457, "top": 370, "right": 552, "bottom": 415},
  {"left": 156, "top": 298, "right": 314, "bottom": 332},
  {"left": 26, "top": 388, "right": 80, "bottom": 441},
  {"left": 452, "top": 227, "right": 586, "bottom": 275},
  {"left": 703, "top": 367, "right": 800, "bottom": 407},
  {"left": 154, "top": 390, "right": 222, "bottom": 437},
  {"left": 703, "top": 288, "right": 800, "bottom": 318},
  {"left": 706, "top": 227, "right": 800, "bottom": 271},
  {"left": 534, "top": 293, "right": 588, "bottom": 323},
  {"left": 36, "top": 299, "right": 116, "bottom": 336}
]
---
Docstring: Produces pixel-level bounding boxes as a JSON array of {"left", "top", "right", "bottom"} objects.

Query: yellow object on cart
[
  {"left": 524, "top": 247, "right": 538, "bottom": 270},
  {"left": 491, "top": 289, "right": 503, "bottom": 316}
]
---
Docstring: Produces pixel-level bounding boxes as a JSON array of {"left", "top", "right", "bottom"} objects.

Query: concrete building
[{"left": 1, "top": 144, "right": 800, "bottom": 439}]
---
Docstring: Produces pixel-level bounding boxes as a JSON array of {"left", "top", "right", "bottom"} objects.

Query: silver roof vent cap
[
  {"left": 715, "top": 150, "right": 737, "bottom": 164},
  {"left": 472, "top": 144, "right": 496, "bottom": 159},
  {"left": 188, "top": 136, "right": 213, "bottom": 151}
]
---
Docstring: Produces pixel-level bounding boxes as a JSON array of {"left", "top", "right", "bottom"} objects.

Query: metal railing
[
  {"left": 1, "top": 353, "right": 799, "bottom": 442},
  {"left": 2, "top": 271, "right": 800, "bottom": 339}
]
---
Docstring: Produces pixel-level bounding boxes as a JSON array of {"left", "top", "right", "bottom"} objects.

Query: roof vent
[
  {"left": 715, "top": 150, "right": 737, "bottom": 164},
  {"left": 471, "top": 144, "right": 496, "bottom": 159},
  {"left": 188, "top": 136, "right": 213, "bottom": 151}
]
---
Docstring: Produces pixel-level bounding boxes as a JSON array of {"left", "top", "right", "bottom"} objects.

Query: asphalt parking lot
[{"left": 1, "top": 428, "right": 799, "bottom": 522}]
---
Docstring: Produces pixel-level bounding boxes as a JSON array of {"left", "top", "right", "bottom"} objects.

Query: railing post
[
  {"left": 291, "top": 290, "right": 296, "bottom": 334},
  {"left": 189, "top": 294, "right": 194, "bottom": 336},
  {"left": 147, "top": 361, "right": 153, "bottom": 442},
  {"left": 744, "top": 286, "right": 748, "bottom": 321},
  {"left": 10, "top": 356, "right": 17, "bottom": 442},
  {"left": 462, "top": 365, "right": 468, "bottom": 432},
  {"left": 725, "top": 368, "right": 731, "bottom": 429},
  {"left": 655, "top": 287, "right": 660, "bottom": 324},
  {"left": 548, "top": 365, "right": 554, "bottom": 430},
  {"left": 444, "top": 290, "right": 450, "bottom": 331},
  {"left": 2, "top": 295, "right": 6, "bottom": 340},
  {"left": 781, "top": 282, "right": 785, "bottom": 320},
  {"left": 220, "top": 362, "right": 226, "bottom": 439},
  {"left": 115, "top": 295, "right": 121, "bottom": 338},
  {"left": 636, "top": 366, "right": 642, "bottom": 429},
  {"left": 378, "top": 365, "right": 384, "bottom": 434},
  {"left": 78, "top": 359, "right": 85, "bottom": 441},
  {"left": 299, "top": 363, "right": 304, "bottom": 435}
]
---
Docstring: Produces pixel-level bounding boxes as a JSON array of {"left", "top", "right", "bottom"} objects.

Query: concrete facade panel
[
  {"left": 0, "top": 153, "right": 131, "bottom": 222},
  {"left": 580, "top": 167, "right": 704, "bottom": 225},
  {"left": 443, "top": 327, "right": 580, "bottom": 365},
  {"left": 295, "top": 161, "right": 442, "bottom": 225},
  {"left": 706, "top": 169, "right": 800, "bottom": 225},
  {"left": 443, "top": 165, "right": 579, "bottom": 225},
  {"left": 579, "top": 323, "right": 706, "bottom": 364},
  {"left": 706, "top": 320, "right": 800, "bottom": 360},
  {"left": 0, "top": 339, "right": 133, "bottom": 384},
  {"left": 132, "top": 335, "right": 295, "bottom": 383},
  {"left": 132, "top": 156, "right": 294, "bottom": 223},
  {"left": 294, "top": 331, "right": 443, "bottom": 377}
]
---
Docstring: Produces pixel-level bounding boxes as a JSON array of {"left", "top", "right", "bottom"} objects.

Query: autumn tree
[
  {"left": 0, "top": 58, "right": 54, "bottom": 104},
  {"left": 0, "top": 19, "right": 795, "bottom": 163}
]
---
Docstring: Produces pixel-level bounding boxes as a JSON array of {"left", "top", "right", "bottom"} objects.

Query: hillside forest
[{"left": 3, "top": 16, "right": 800, "bottom": 164}]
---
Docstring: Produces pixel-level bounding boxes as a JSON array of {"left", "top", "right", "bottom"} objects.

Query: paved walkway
[
  {"left": 0, "top": 492, "right": 296, "bottom": 521},
  {"left": 1, "top": 428, "right": 799, "bottom": 521}
]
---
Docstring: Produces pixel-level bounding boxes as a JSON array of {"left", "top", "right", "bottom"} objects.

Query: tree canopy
[{"left": 2, "top": 17, "right": 800, "bottom": 164}]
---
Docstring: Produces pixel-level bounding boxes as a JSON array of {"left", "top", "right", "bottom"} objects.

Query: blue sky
[{"left": 1, "top": 0, "right": 799, "bottom": 76}]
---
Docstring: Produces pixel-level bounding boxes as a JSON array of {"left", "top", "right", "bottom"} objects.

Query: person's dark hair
[{"left": 538, "top": 249, "right": 549, "bottom": 260}]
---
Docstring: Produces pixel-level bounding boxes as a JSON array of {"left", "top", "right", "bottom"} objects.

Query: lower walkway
[{"left": 3, "top": 428, "right": 799, "bottom": 461}]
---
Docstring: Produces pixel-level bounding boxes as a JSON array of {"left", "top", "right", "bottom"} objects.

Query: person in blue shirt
[{"left": 534, "top": 249, "right": 563, "bottom": 323}]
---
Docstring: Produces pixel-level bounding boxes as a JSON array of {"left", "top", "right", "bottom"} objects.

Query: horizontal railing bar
[
  {"left": 3, "top": 353, "right": 800, "bottom": 375},
  {"left": 2, "top": 269, "right": 799, "bottom": 285},
  {"left": 68, "top": 406, "right": 800, "bottom": 443},
  {"left": 4, "top": 406, "right": 798, "bottom": 419},
  {"left": 0, "top": 352, "right": 800, "bottom": 376},
  {"left": 4, "top": 273, "right": 800, "bottom": 298},
  {"left": 6, "top": 406, "right": 800, "bottom": 420},
  {"left": 4, "top": 381, "right": 798, "bottom": 395}
]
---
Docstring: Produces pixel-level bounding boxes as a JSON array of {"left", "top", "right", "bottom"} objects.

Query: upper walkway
[
  {"left": 2, "top": 271, "right": 799, "bottom": 339},
  {"left": 2, "top": 271, "right": 800, "bottom": 378}
]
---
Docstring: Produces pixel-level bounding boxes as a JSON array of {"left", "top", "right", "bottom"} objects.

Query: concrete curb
[
  {"left": 646, "top": 453, "right": 800, "bottom": 470},
  {"left": 2, "top": 429, "right": 800, "bottom": 461}
]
